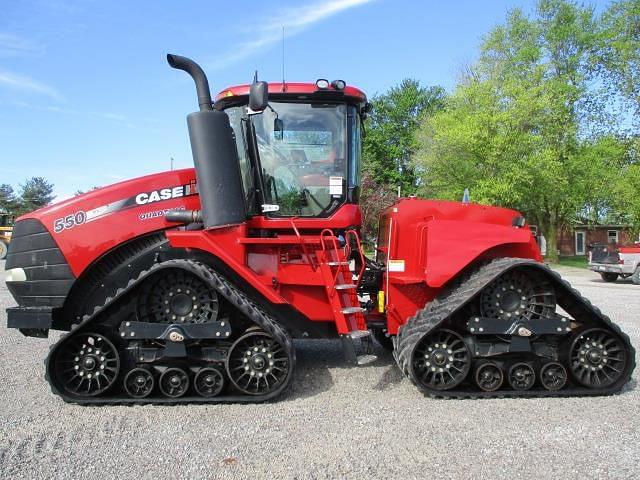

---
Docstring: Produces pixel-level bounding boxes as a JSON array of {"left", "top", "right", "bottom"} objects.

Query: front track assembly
[
  {"left": 45, "top": 259, "right": 295, "bottom": 405},
  {"left": 395, "top": 258, "right": 635, "bottom": 398}
]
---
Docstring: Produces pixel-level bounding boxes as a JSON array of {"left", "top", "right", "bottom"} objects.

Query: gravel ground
[{"left": 1, "top": 260, "right": 639, "bottom": 479}]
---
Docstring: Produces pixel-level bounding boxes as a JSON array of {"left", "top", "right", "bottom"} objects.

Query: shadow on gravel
[
  {"left": 620, "top": 378, "right": 637, "bottom": 394},
  {"left": 284, "top": 339, "right": 399, "bottom": 400},
  {"left": 372, "top": 364, "right": 405, "bottom": 391}
]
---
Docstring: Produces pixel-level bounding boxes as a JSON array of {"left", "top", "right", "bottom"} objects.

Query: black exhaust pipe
[
  {"left": 167, "top": 54, "right": 246, "bottom": 228},
  {"left": 167, "top": 54, "right": 213, "bottom": 111}
]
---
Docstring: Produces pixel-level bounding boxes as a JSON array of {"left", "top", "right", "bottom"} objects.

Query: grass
[{"left": 551, "top": 255, "right": 588, "bottom": 269}]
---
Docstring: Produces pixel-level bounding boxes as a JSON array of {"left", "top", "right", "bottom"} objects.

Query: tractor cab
[{"left": 214, "top": 82, "right": 368, "bottom": 219}]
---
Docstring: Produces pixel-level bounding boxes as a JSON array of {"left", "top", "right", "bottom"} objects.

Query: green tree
[
  {"left": 415, "top": 0, "right": 607, "bottom": 262},
  {"left": 610, "top": 135, "right": 640, "bottom": 228},
  {"left": 363, "top": 79, "right": 445, "bottom": 194},
  {"left": 0, "top": 184, "right": 18, "bottom": 213},
  {"left": 597, "top": 0, "right": 640, "bottom": 117},
  {"left": 360, "top": 79, "right": 445, "bottom": 239},
  {"left": 359, "top": 172, "right": 397, "bottom": 244},
  {"left": 17, "top": 177, "right": 55, "bottom": 215}
]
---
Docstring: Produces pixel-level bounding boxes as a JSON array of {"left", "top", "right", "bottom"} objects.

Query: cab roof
[{"left": 214, "top": 82, "right": 367, "bottom": 109}]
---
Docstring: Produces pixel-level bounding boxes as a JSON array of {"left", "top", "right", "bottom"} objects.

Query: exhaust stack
[
  {"left": 167, "top": 54, "right": 246, "bottom": 228},
  {"left": 166, "top": 54, "right": 213, "bottom": 111}
]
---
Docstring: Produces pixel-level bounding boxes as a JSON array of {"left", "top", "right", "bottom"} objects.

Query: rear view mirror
[
  {"left": 274, "top": 118, "right": 284, "bottom": 140},
  {"left": 249, "top": 81, "right": 269, "bottom": 112}
]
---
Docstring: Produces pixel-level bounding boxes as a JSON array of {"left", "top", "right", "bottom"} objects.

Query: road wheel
[
  {"left": 0, "top": 241, "right": 7, "bottom": 260},
  {"left": 631, "top": 267, "right": 640, "bottom": 285},
  {"left": 600, "top": 272, "right": 618, "bottom": 282}
]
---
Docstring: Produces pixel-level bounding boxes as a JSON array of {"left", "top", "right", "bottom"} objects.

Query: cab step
[
  {"left": 342, "top": 306, "right": 366, "bottom": 314},
  {"left": 357, "top": 354, "right": 378, "bottom": 366},
  {"left": 335, "top": 284, "right": 357, "bottom": 290},
  {"left": 327, "top": 261, "right": 349, "bottom": 266},
  {"left": 341, "top": 329, "right": 377, "bottom": 365}
]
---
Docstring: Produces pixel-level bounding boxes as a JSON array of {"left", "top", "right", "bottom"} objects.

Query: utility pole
[{"left": 170, "top": 157, "right": 174, "bottom": 171}]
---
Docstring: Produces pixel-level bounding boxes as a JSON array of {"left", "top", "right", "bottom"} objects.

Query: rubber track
[
  {"left": 44, "top": 259, "right": 296, "bottom": 405},
  {"left": 394, "top": 257, "right": 636, "bottom": 399}
]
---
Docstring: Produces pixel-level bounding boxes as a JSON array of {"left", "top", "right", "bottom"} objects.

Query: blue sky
[{"left": 1, "top": 0, "right": 588, "bottom": 200}]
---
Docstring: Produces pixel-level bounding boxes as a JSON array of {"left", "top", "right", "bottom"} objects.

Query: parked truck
[{"left": 589, "top": 243, "right": 640, "bottom": 284}]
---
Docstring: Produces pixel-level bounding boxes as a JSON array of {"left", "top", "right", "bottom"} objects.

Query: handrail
[
  {"left": 345, "top": 229, "right": 366, "bottom": 287},
  {"left": 320, "top": 229, "right": 344, "bottom": 289},
  {"left": 290, "top": 218, "right": 317, "bottom": 271}
]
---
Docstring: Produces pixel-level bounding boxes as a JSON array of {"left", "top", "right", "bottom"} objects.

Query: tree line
[
  {"left": 0, "top": 178, "right": 55, "bottom": 217},
  {"left": 361, "top": 0, "right": 639, "bottom": 262}
]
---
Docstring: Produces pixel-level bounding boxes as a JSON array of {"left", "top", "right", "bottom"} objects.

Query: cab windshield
[{"left": 251, "top": 102, "right": 347, "bottom": 216}]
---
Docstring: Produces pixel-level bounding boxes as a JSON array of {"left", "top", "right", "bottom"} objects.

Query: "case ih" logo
[{"left": 135, "top": 183, "right": 197, "bottom": 205}]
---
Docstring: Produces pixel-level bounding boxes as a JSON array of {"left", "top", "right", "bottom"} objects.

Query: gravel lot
[{"left": 1, "top": 259, "right": 639, "bottom": 479}]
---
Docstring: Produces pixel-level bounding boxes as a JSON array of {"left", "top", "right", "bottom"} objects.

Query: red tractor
[{"left": 4, "top": 55, "right": 634, "bottom": 403}]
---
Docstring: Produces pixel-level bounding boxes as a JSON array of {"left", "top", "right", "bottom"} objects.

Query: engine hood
[{"left": 16, "top": 168, "right": 200, "bottom": 276}]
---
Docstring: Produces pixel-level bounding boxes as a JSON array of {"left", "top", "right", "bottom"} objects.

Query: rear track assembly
[{"left": 394, "top": 258, "right": 635, "bottom": 398}]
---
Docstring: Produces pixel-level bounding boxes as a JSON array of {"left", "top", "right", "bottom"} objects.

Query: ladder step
[
  {"left": 357, "top": 354, "right": 378, "bottom": 365},
  {"left": 342, "top": 307, "right": 366, "bottom": 315},
  {"left": 327, "top": 261, "right": 349, "bottom": 266},
  {"left": 349, "top": 329, "right": 371, "bottom": 339},
  {"left": 335, "top": 284, "right": 357, "bottom": 290}
]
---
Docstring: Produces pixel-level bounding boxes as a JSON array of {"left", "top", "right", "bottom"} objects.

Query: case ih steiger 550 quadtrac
[{"left": 3, "top": 55, "right": 635, "bottom": 403}]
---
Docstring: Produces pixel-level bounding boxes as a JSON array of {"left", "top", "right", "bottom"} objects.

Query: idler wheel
[
  {"left": 475, "top": 362, "right": 504, "bottom": 392},
  {"left": 54, "top": 333, "right": 120, "bottom": 397},
  {"left": 226, "top": 331, "right": 290, "bottom": 395},
  {"left": 508, "top": 362, "right": 535, "bottom": 390},
  {"left": 540, "top": 362, "right": 567, "bottom": 391},
  {"left": 124, "top": 368, "right": 155, "bottom": 398},
  {"left": 410, "top": 329, "right": 471, "bottom": 391},
  {"left": 569, "top": 328, "right": 627, "bottom": 388},
  {"left": 159, "top": 367, "right": 189, "bottom": 398}
]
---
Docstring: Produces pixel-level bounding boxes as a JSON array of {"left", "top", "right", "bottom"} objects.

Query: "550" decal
[{"left": 53, "top": 211, "right": 86, "bottom": 233}]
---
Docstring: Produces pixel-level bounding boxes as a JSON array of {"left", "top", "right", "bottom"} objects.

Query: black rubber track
[
  {"left": 44, "top": 259, "right": 295, "bottom": 405},
  {"left": 394, "top": 258, "right": 636, "bottom": 399}
]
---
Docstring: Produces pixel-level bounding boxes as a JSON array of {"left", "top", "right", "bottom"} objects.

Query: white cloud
[
  {"left": 0, "top": 33, "right": 40, "bottom": 56},
  {"left": 207, "top": 0, "right": 375, "bottom": 70},
  {"left": 9, "top": 99, "right": 136, "bottom": 127},
  {"left": 0, "top": 70, "right": 64, "bottom": 101}
]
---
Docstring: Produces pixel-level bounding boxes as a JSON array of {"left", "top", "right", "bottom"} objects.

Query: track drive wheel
[
  {"left": 138, "top": 270, "right": 219, "bottom": 324},
  {"left": 226, "top": 330, "right": 291, "bottom": 396},
  {"left": 480, "top": 270, "right": 556, "bottom": 323},
  {"left": 410, "top": 329, "right": 471, "bottom": 391},
  {"left": 54, "top": 333, "right": 120, "bottom": 397}
]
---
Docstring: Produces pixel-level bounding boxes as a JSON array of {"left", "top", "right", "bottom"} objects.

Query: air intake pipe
[{"left": 167, "top": 54, "right": 246, "bottom": 228}]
